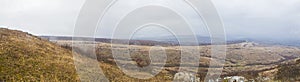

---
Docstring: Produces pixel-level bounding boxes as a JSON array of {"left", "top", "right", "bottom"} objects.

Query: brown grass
[{"left": 0, "top": 28, "right": 79, "bottom": 81}]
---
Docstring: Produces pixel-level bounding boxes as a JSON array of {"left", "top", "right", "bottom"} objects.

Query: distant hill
[
  {"left": 134, "top": 35, "right": 249, "bottom": 45},
  {"left": 40, "top": 35, "right": 247, "bottom": 46},
  {"left": 0, "top": 28, "right": 79, "bottom": 81},
  {"left": 136, "top": 35, "right": 300, "bottom": 47},
  {"left": 40, "top": 36, "right": 178, "bottom": 46}
]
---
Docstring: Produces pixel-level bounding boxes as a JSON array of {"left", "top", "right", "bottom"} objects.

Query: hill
[
  {"left": 274, "top": 58, "right": 300, "bottom": 81},
  {"left": 57, "top": 40, "right": 300, "bottom": 81},
  {"left": 0, "top": 28, "right": 175, "bottom": 82},
  {"left": 40, "top": 36, "right": 178, "bottom": 46},
  {"left": 0, "top": 28, "right": 79, "bottom": 81},
  {"left": 7, "top": 27, "right": 300, "bottom": 81}
]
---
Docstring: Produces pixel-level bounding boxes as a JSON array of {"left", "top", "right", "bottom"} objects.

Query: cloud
[
  {"left": 0, "top": 0, "right": 299, "bottom": 40},
  {"left": 212, "top": 0, "right": 300, "bottom": 40},
  {"left": 0, "top": 0, "right": 84, "bottom": 36}
]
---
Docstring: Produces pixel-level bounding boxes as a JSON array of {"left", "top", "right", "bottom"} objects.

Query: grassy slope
[
  {"left": 0, "top": 28, "right": 175, "bottom": 82},
  {"left": 0, "top": 28, "right": 79, "bottom": 81},
  {"left": 99, "top": 62, "right": 174, "bottom": 82},
  {"left": 275, "top": 59, "right": 300, "bottom": 81}
]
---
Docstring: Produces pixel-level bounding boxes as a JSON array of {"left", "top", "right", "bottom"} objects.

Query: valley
[
  {"left": 54, "top": 39, "right": 300, "bottom": 81},
  {"left": 0, "top": 28, "right": 300, "bottom": 81}
]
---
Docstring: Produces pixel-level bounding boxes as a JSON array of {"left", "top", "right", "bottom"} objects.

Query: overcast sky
[{"left": 0, "top": 0, "right": 300, "bottom": 40}]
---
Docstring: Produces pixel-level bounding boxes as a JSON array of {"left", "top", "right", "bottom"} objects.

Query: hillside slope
[
  {"left": 57, "top": 40, "right": 300, "bottom": 81},
  {"left": 273, "top": 58, "right": 300, "bottom": 81},
  {"left": 0, "top": 28, "right": 79, "bottom": 81}
]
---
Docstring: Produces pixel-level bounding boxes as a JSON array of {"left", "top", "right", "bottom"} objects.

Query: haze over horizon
[{"left": 0, "top": 0, "right": 300, "bottom": 41}]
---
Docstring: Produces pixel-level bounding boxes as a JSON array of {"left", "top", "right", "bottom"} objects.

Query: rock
[
  {"left": 173, "top": 72, "right": 200, "bottom": 82},
  {"left": 224, "top": 76, "right": 246, "bottom": 82}
]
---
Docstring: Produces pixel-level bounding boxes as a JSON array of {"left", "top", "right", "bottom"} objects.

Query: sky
[{"left": 0, "top": 0, "right": 300, "bottom": 40}]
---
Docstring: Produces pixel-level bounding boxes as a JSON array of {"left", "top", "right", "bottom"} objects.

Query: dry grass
[
  {"left": 99, "top": 62, "right": 174, "bottom": 82},
  {"left": 275, "top": 59, "right": 300, "bottom": 81},
  {"left": 0, "top": 28, "right": 79, "bottom": 81}
]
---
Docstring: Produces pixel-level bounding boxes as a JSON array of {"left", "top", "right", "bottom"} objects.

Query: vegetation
[
  {"left": 0, "top": 28, "right": 79, "bottom": 81},
  {"left": 275, "top": 59, "right": 300, "bottom": 81},
  {"left": 99, "top": 62, "right": 174, "bottom": 82},
  {"left": 0, "top": 28, "right": 175, "bottom": 81}
]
